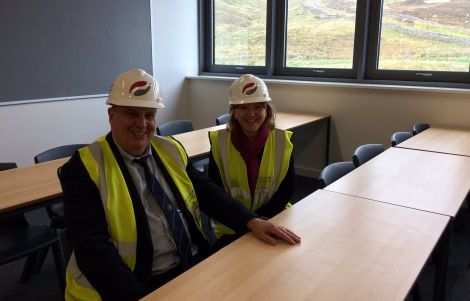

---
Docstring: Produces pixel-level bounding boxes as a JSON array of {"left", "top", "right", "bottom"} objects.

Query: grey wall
[{"left": 0, "top": 0, "right": 153, "bottom": 103}]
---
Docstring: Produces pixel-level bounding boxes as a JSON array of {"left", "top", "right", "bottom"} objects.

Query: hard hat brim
[
  {"left": 229, "top": 96, "right": 271, "bottom": 105},
  {"left": 106, "top": 97, "right": 165, "bottom": 109}
]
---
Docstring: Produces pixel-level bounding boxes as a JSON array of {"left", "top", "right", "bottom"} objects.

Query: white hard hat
[
  {"left": 106, "top": 69, "right": 165, "bottom": 109},
  {"left": 229, "top": 74, "right": 271, "bottom": 105}
]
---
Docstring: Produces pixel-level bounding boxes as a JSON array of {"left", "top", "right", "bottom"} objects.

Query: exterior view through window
[
  {"left": 286, "top": 0, "right": 357, "bottom": 68},
  {"left": 207, "top": 0, "right": 470, "bottom": 85},
  {"left": 214, "top": 0, "right": 267, "bottom": 66},
  {"left": 378, "top": 0, "right": 470, "bottom": 72}
]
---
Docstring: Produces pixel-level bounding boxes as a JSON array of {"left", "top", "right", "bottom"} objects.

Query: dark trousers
[
  {"left": 213, "top": 233, "right": 241, "bottom": 251},
  {"left": 148, "top": 253, "right": 206, "bottom": 290},
  {"left": 149, "top": 265, "right": 184, "bottom": 291}
]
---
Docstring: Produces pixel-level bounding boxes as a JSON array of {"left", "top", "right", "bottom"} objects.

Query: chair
[
  {"left": 157, "top": 120, "right": 208, "bottom": 173},
  {"left": 33, "top": 144, "right": 86, "bottom": 275},
  {"left": 215, "top": 113, "right": 230, "bottom": 126},
  {"left": 412, "top": 123, "right": 430, "bottom": 135},
  {"left": 34, "top": 144, "right": 88, "bottom": 229},
  {"left": 391, "top": 131, "right": 412, "bottom": 147},
  {"left": 156, "top": 120, "right": 193, "bottom": 136},
  {"left": 352, "top": 144, "right": 384, "bottom": 167},
  {"left": 0, "top": 163, "right": 65, "bottom": 293},
  {"left": 319, "top": 161, "right": 355, "bottom": 188}
]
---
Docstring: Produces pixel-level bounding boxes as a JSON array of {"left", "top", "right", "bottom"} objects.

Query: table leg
[
  {"left": 433, "top": 220, "right": 451, "bottom": 301},
  {"left": 325, "top": 116, "right": 331, "bottom": 167}
]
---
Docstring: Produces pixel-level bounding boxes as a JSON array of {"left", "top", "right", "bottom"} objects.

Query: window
[
  {"left": 278, "top": 0, "right": 363, "bottom": 78},
  {"left": 367, "top": 0, "right": 470, "bottom": 83},
  {"left": 378, "top": 0, "right": 470, "bottom": 72},
  {"left": 213, "top": 0, "right": 267, "bottom": 66},
  {"left": 285, "top": 0, "right": 357, "bottom": 69},
  {"left": 201, "top": 0, "right": 470, "bottom": 87},
  {"left": 203, "top": 0, "right": 270, "bottom": 74}
]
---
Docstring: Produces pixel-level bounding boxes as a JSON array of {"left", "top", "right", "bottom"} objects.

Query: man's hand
[{"left": 246, "top": 218, "right": 301, "bottom": 246}]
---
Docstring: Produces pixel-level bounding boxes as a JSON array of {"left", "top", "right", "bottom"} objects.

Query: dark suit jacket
[{"left": 60, "top": 133, "right": 256, "bottom": 300}]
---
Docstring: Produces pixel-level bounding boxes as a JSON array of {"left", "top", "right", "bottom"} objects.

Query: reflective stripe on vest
[
  {"left": 65, "top": 135, "right": 203, "bottom": 301},
  {"left": 150, "top": 137, "right": 203, "bottom": 232},
  {"left": 209, "top": 128, "right": 293, "bottom": 236}
]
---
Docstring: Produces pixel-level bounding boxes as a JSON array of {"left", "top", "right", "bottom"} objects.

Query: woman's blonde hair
[{"left": 226, "top": 102, "right": 276, "bottom": 132}]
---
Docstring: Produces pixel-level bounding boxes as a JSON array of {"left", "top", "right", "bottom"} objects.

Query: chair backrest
[
  {"left": 412, "top": 123, "right": 430, "bottom": 135},
  {"left": 215, "top": 113, "right": 230, "bottom": 125},
  {"left": 352, "top": 144, "right": 384, "bottom": 167},
  {"left": 34, "top": 144, "right": 88, "bottom": 163},
  {"left": 157, "top": 120, "right": 193, "bottom": 136},
  {"left": 391, "top": 131, "right": 413, "bottom": 147},
  {"left": 0, "top": 162, "right": 17, "bottom": 171},
  {"left": 34, "top": 144, "right": 87, "bottom": 224},
  {"left": 319, "top": 161, "right": 355, "bottom": 188}
]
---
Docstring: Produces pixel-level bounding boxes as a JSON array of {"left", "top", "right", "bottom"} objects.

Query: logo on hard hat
[
  {"left": 129, "top": 81, "right": 151, "bottom": 96},
  {"left": 242, "top": 83, "right": 257, "bottom": 96}
]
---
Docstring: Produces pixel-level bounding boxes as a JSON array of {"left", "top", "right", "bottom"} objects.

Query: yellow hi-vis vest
[
  {"left": 65, "top": 135, "right": 204, "bottom": 301},
  {"left": 209, "top": 128, "right": 293, "bottom": 237}
]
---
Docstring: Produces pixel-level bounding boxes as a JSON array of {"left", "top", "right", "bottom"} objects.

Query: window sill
[{"left": 186, "top": 75, "right": 470, "bottom": 95}]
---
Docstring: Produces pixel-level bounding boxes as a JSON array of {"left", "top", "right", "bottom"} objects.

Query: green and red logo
[
  {"left": 129, "top": 81, "right": 151, "bottom": 96},
  {"left": 242, "top": 83, "right": 257, "bottom": 95}
]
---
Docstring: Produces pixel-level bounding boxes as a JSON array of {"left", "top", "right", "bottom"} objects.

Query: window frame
[
  {"left": 365, "top": 0, "right": 470, "bottom": 84},
  {"left": 199, "top": 0, "right": 470, "bottom": 88},
  {"left": 275, "top": 0, "right": 367, "bottom": 79},
  {"left": 200, "top": 0, "right": 271, "bottom": 75}
]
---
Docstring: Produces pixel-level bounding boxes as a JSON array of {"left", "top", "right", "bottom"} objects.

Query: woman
[{"left": 208, "top": 74, "right": 295, "bottom": 247}]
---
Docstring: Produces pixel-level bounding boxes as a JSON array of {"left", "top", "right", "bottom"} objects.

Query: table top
[
  {"left": 0, "top": 157, "right": 68, "bottom": 213},
  {"left": 142, "top": 189, "right": 449, "bottom": 301},
  {"left": 397, "top": 126, "right": 470, "bottom": 157},
  {"left": 174, "top": 111, "right": 329, "bottom": 159},
  {"left": 325, "top": 147, "right": 470, "bottom": 217}
]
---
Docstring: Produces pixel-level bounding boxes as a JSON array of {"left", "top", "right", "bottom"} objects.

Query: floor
[{"left": 1, "top": 175, "right": 469, "bottom": 301}]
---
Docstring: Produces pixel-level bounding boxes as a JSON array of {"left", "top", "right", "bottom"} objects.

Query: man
[{"left": 59, "top": 69, "right": 300, "bottom": 301}]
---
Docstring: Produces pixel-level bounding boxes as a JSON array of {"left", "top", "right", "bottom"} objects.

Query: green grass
[
  {"left": 379, "top": 28, "right": 470, "bottom": 71},
  {"left": 214, "top": 0, "right": 266, "bottom": 65}
]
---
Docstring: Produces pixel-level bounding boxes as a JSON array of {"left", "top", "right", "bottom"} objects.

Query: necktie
[{"left": 134, "top": 156, "right": 191, "bottom": 270}]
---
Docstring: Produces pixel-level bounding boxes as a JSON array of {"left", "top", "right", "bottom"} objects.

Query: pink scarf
[{"left": 231, "top": 125, "right": 269, "bottom": 197}]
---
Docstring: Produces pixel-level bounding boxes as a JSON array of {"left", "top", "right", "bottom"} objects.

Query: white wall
[
  {"left": 0, "top": 98, "right": 109, "bottom": 166},
  {"left": 0, "top": 0, "right": 198, "bottom": 166},
  {"left": 187, "top": 77, "right": 470, "bottom": 176},
  {"left": 150, "top": 0, "right": 199, "bottom": 122}
]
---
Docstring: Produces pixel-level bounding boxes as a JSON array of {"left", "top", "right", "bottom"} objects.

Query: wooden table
[
  {"left": 142, "top": 189, "right": 449, "bottom": 301},
  {"left": 397, "top": 126, "right": 470, "bottom": 157},
  {"left": 324, "top": 147, "right": 470, "bottom": 300},
  {"left": 174, "top": 112, "right": 331, "bottom": 162},
  {"left": 0, "top": 158, "right": 68, "bottom": 215},
  {"left": 324, "top": 147, "right": 470, "bottom": 218}
]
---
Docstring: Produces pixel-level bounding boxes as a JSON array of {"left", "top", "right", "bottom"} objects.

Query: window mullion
[
  {"left": 266, "top": 0, "right": 276, "bottom": 76},
  {"left": 354, "top": 0, "right": 371, "bottom": 80},
  {"left": 365, "top": 0, "right": 383, "bottom": 79},
  {"left": 274, "top": 0, "right": 287, "bottom": 76}
]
